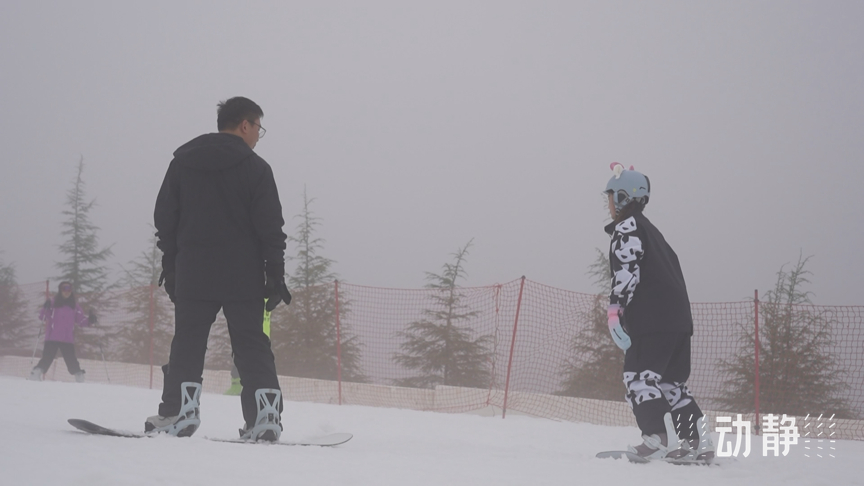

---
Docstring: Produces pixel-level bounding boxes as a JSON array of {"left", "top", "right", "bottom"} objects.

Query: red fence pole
[
  {"left": 502, "top": 276, "right": 526, "bottom": 419},
  {"left": 149, "top": 284, "right": 156, "bottom": 389},
  {"left": 335, "top": 280, "right": 343, "bottom": 406},
  {"left": 485, "top": 284, "right": 502, "bottom": 407},
  {"left": 754, "top": 289, "right": 760, "bottom": 434}
]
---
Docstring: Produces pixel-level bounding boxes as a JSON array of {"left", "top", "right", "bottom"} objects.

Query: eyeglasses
[
  {"left": 60, "top": 285, "right": 72, "bottom": 291},
  {"left": 250, "top": 120, "right": 266, "bottom": 139}
]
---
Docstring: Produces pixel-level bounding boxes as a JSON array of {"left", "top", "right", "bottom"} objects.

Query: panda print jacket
[{"left": 605, "top": 212, "right": 694, "bottom": 337}]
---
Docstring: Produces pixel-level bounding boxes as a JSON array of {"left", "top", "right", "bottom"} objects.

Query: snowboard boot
[
  {"left": 687, "top": 414, "right": 715, "bottom": 462},
  {"left": 238, "top": 388, "right": 282, "bottom": 442},
  {"left": 145, "top": 382, "right": 202, "bottom": 437},
  {"left": 628, "top": 412, "right": 691, "bottom": 460},
  {"left": 74, "top": 370, "right": 86, "bottom": 383},
  {"left": 224, "top": 377, "right": 242, "bottom": 396},
  {"left": 28, "top": 367, "right": 44, "bottom": 381}
]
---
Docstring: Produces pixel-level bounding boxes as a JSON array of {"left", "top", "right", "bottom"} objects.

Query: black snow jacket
[
  {"left": 154, "top": 133, "right": 287, "bottom": 301},
  {"left": 605, "top": 212, "right": 693, "bottom": 336}
]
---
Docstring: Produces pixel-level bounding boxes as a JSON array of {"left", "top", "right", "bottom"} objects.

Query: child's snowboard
[{"left": 595, "top": 450, "right": 711, "bottom": 466}]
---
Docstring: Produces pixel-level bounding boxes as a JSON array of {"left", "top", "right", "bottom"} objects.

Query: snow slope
[{"left": 1, "top": 376, "right": 860, "bottom": 486}]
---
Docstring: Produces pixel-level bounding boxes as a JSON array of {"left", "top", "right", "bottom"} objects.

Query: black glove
[
  {"left": 264, "top": 275, "right": 291, "bottom": 312},
  {"left": 158, "top": 270, "right": 176, "bottom": 303},
  {"left": 88, "top": 309, "right": 98, "bottom": 326},
  {"left": 43, "top": 299, "right": 52, "bottom": 310}
]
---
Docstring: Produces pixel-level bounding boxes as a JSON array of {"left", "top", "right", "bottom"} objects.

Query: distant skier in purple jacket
[{"left": 30, "top": 281, "right": 96, "bottom": 382}]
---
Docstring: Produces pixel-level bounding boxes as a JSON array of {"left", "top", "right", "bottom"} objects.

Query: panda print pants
[{"left": 623, "top": 332, "right": 704, "bottom": 440}]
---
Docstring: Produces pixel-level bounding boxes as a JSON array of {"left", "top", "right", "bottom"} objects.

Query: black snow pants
[
  {"left": 623, "top": 332, "right": 704, "bottom": 441},
  {"left": 159, "top": 299, "right": 281, "bottom": 427},
  {"left": 36, "top": 341, "right": 83, "bottom": 375}
]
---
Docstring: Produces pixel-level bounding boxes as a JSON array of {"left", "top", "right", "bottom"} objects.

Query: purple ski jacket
[{"left": 39, "top": 299, "right": 89, "bottom": 344}]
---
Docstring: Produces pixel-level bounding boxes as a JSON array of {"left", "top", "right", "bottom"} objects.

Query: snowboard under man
[
  {"left": 603, "top": 162, "right": 714, "bottom": 461},
  {"left": 149, "top": 96, "right": 292, "bottom": 441}
]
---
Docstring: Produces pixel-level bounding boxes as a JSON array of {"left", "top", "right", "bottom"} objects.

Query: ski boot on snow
[
  {"left": 145, "top": 382, "right": 202, "bottom": 437},
  {"left": 238, "top": 388, "right": 282, "bottom": 442},
  {"left": 28, "top": 367, "right": 44, "bottom": 381},
  {"left": 224, "top": 377, "right": 242, "bottom": 396},
  {"left": 74, "top": 370, "right": 85, "bottom": 383},
  {"left": 628, "top": 412, "right": 691, "bottom": 460}
]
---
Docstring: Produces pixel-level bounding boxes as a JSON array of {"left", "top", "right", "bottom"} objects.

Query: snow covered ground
[{"left": 1, "top": 376, "right": 861, "bottom": 486}]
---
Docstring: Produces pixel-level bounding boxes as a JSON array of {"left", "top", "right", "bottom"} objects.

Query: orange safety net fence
[{"left": 2, "top": 279, "right": 862, "bottom": 439}]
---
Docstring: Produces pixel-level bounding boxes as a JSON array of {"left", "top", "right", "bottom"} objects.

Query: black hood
[{"left": 173, "top": 133, "right": 255, "bottom": 171}]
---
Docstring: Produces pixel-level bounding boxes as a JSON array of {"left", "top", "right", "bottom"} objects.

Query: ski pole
[
  {"left": 96, "top": 336, "right": 110, "bottom": 383},
  {"left": 87, "top": 309, "right": 110, "bottom": 383},
  {"left": 29, "top": 320, "right": 44, "bottom": 367}
]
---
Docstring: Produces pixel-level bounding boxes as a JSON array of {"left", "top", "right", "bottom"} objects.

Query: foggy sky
[{"left": 2, "top": 1, "right": 862, "bottom": 305}]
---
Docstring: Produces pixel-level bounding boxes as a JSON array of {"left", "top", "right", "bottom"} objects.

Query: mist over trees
[
  {"left": 53, "top": 157, "right": 113, "bottom": 359},
  {"left": 0, "top": 257, "right": 31, "bottom": 354},
  {"left": 3, "top": 155, "right": 860, "bottom": 423},
  {"left": 393, "top": 239, "right": 493, "bottom": 389},
  {"left": 55, "top": 157, "right": 114, "bottom": 300},
  {"left": 556, "top": 249, "right": 624, "bottom": 401},
  {"left": 269, "top": 189, "right": 365, "bottom": 382},
  {"left": 718, "top": 256, "right": 857, "bottom": 419},
  {"left": 104, "top": 229, "right": 173, "bottom": 366}
]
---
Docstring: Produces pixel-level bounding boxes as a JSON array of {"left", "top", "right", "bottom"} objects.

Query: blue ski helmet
[{"left": 605, "top": 162, "right": 650, "bottom": 211}]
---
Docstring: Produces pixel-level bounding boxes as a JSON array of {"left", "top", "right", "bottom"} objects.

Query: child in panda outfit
[{"left": 603, "top": 162, "right": 714, "bottom": 461}]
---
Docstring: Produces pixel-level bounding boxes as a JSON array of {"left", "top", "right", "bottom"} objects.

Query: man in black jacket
[{"left": 147, "top": 97, "right": 291, "bottom": 441}]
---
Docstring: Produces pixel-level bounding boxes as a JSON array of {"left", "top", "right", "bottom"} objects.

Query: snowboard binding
[
  {"left": 239, "top": 388, "right": 282, "bottom": 442},
  {"left": 144, "top": 382, "right": 202, "bottom": 437}
]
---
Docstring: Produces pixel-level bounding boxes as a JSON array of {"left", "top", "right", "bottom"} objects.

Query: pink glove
[{"left": 607, "top": 304, "right": 631, "bottom": 351}]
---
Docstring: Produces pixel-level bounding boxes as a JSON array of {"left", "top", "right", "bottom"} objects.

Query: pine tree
[
  {"left": 0, "top": 256, "right": 32, "bottom": 355},
  {"left": 55, "top": 157, "right": 113, "bottom": 298},
  {"left": 393, "top": 239, "right": 493, "bottom": 389},
  {"left": 269, "top": 189, "right": 365, "bottom": 382},
  {"left": 105, "top": 228, "right": 174, "bottom": 365},
  {"left": 556, "top": 249, "right": 625, "bottom": 400},
  {"left": 718, "top": 256, "right": 857, "bottom": 419},
  {"left": 54, "top": 157, "right": 113, "bottom": 359}
]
